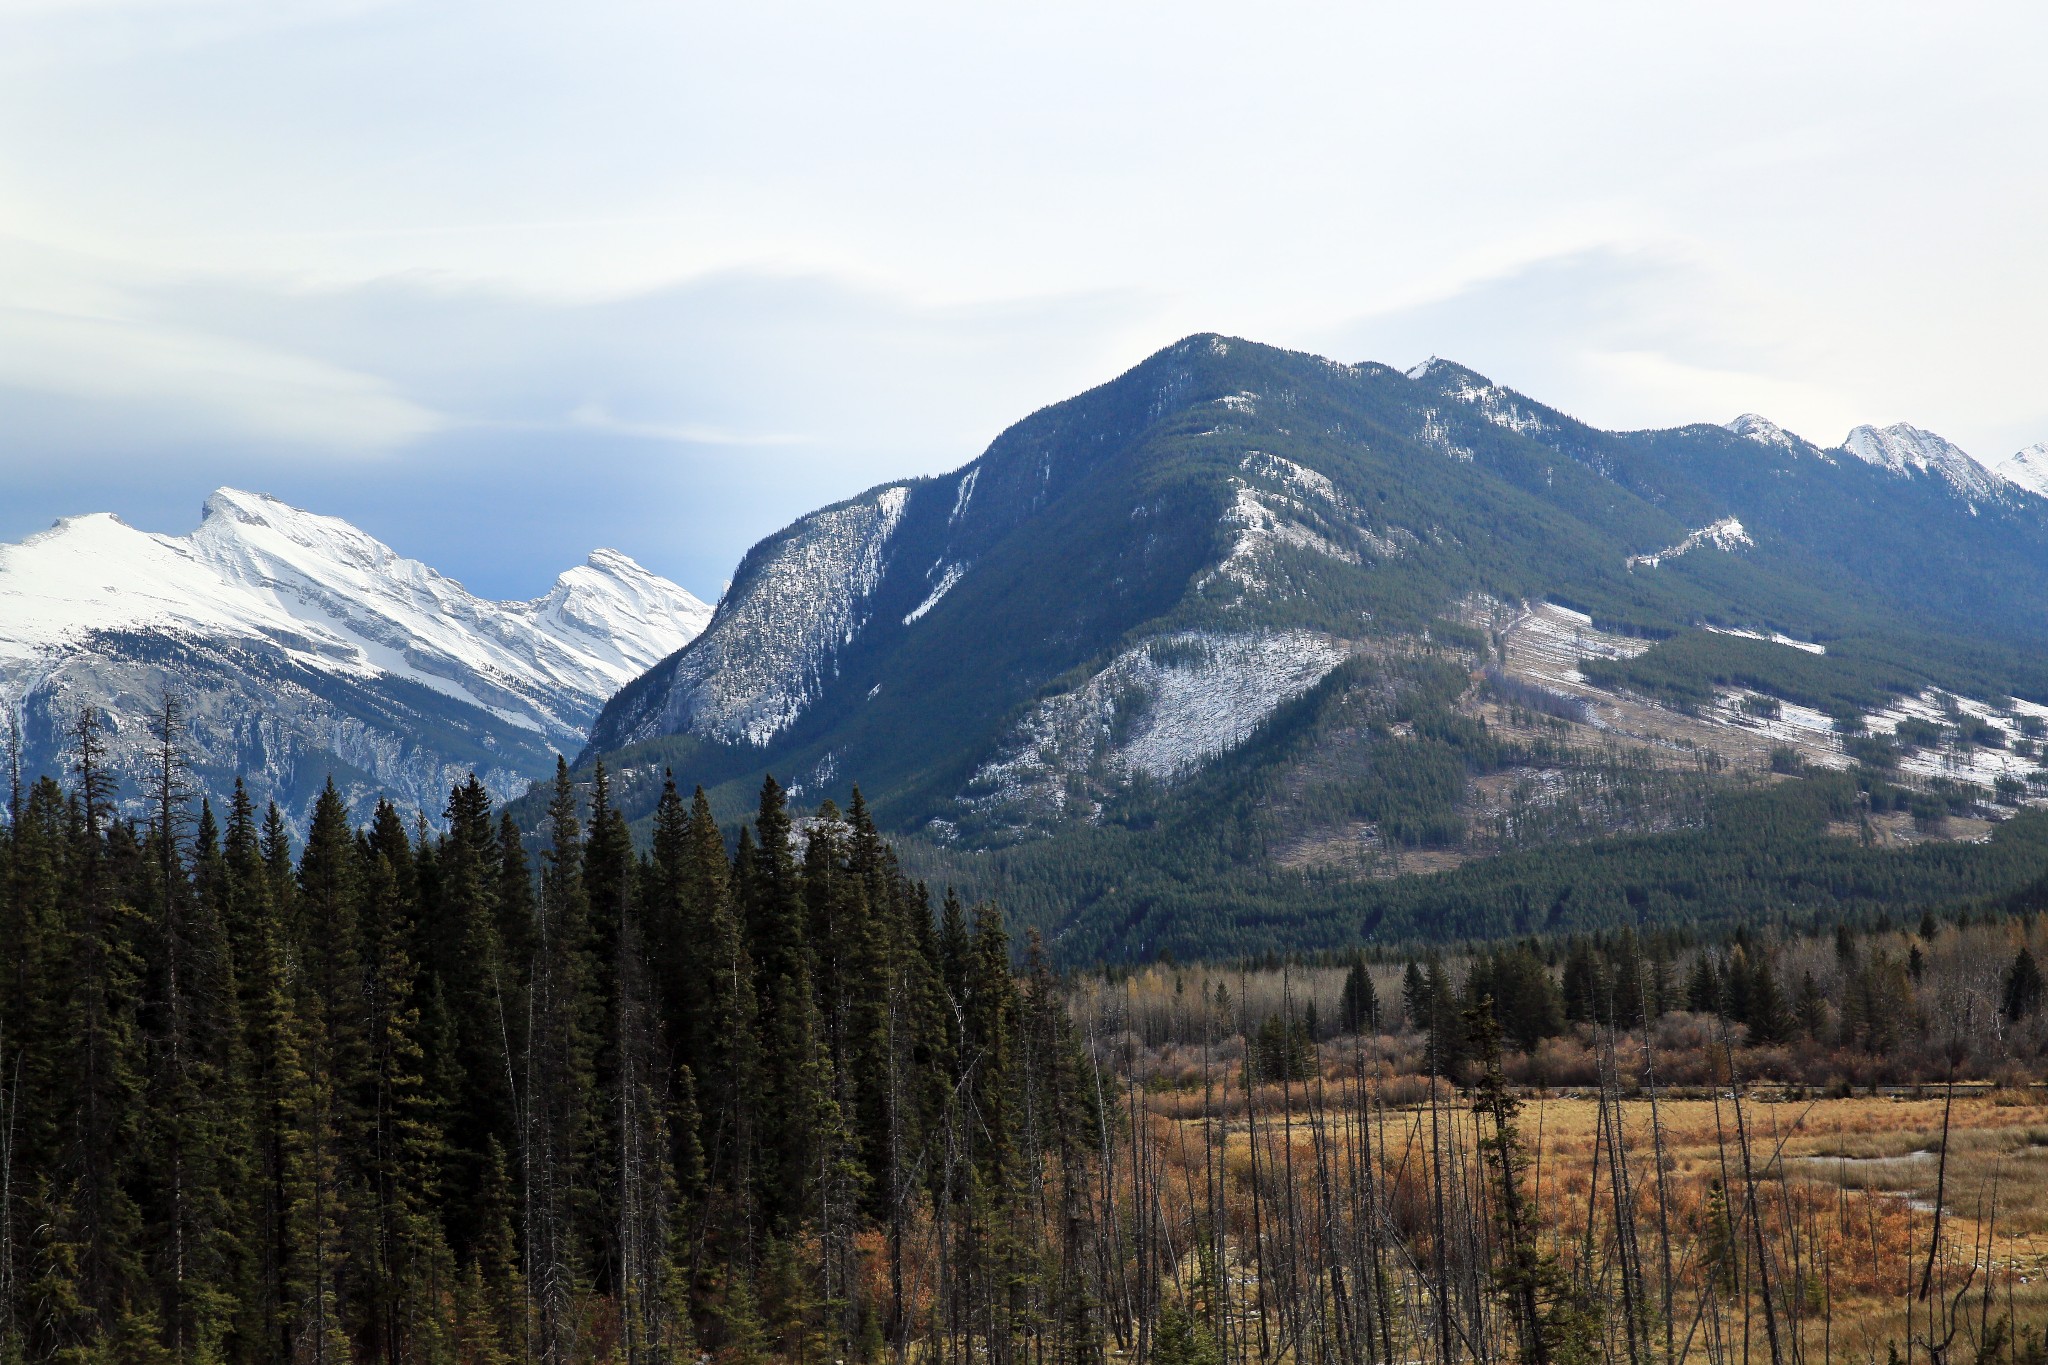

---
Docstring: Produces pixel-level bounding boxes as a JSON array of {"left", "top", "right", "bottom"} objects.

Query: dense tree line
[
  {"left": 916, "top": 758, "right": 2048, "bottom": 966},
  {"left": 0, "top": 704, "right": 1113, "bottom": 1363}
]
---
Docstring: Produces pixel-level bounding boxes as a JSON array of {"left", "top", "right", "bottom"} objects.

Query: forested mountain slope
[{"left": 579, "top": 335, "right": 2048, "bottom": 960}]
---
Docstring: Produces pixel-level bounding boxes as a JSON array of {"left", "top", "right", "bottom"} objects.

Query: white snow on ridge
[
  {"left": 0, "top": 490, "right": 712, "bottom": 741},
  {"left": 1725, "top": 414, "right": 1819, "bottom": 456},
  {"left": 1993, "top": 442, "right": 2048, "bottom": 500},
  {"left": 1842, "top": 423, "right": 2008, "bottom": 502},
  {"left": 513, "top": 548, "right": 715, "bottom": 684},
  {"left": 1626, "top": 517, "right": 1752, "bottom": 570}
]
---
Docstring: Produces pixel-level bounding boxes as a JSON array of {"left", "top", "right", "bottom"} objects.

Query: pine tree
[
  {"left": 53, "top": 708, "right": 149, "bottom": 1343},
  {"left": 743, "top": 777, "right": 823, "bottom": 1235},
  {"left": 427, "top": 776, "right": 519, "bottom": 1254},
  {"left": 1795, "top": 970, "right": 1828, "bottom": 1039},
  {"left": 140, "top": 772, "right": 246, "bottom": 1363},
  {"left": 1338, "top": 954, "right": 1378, "bottom": 1035},
  {"left": 1400, "top": 960, "right": 1427, "bottom": 1031},
  {"left": 676, "top": 787, "right": 758, "bottom": 1264},
  {"left": 287, "top": 781, "right": 365, "bottom": 1364},
  {"left": 527, "top": 759, "right": 599, "bottom": 1365},
  {"left": 1745, "top": 954, "right": 1791, "bottom": 1044},
  {"left": 1417, "top": 955, "right": 1461, "bottom": 1074},
  {"left": 1559, "top": 941, "right": 1602, "bottom": 1024},
  {"left": 358, "top": 845, "right": 455, "bottom": 1364},
  {"left": 458, "top": 1139, "right": 525, "bottom": 1364},
  {"left": 2003, "top": 946, "right": 2044, "bottom": 1022},
  {"left": 1684, "top": 954, "right": 1721, "bottom": 1015},
  {"left": 1151, "top": 1302, "right": 1220, "bottom": 1365}
]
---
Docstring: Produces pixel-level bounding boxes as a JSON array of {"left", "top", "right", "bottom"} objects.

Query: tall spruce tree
[{"left": 528, "top": 759, "right": 599, "bottom": 1365}]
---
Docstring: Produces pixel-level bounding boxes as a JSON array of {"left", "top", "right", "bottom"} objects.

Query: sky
[{"left": 3, "top": 0, "right": 2047, "bottom": 601}]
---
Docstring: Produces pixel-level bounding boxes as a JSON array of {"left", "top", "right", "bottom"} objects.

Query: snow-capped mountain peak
[
  {"left": 1992, "top": 442, "right": 2048, "bottom": 500},
  {"left": 0, "top": 489, "right": 710, "bottom": 829},
  {"left": 1725, "top": 413, "right": 1816, "bottom": 455},
  {"left": 517, "top": 548, "right": 716, "bottom": 678},
  {"left": 1840, "top": 423, "right": 2008, "bottom": 501}
]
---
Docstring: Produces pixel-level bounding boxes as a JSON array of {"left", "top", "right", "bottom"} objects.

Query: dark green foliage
[
  {"left": 1338, "top": 954, "right": 1377, "bottom": 1034},
  {"left": 1464, "top": 945, "right": 1566, "bottom": 1052},
  {"left": 2004, "top": 946, "right": 2045, "bottom": 1022},
  {"left": 905, "top": 763, "right": 2048, "bottom": 966},
  {"left": 1252, "top": 1014, "right": 1315, "bottom": 1083},
  {"left": 0, "top": 733, "right": 1104, "bottom": 1363},
  {"left": 1151, "top": 1301, "right": 1220, "bottom": 1365}
]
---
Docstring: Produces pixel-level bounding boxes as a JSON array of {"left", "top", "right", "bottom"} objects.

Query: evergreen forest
[
  {"left": 5, "top": 703, "right": 2048, "bottom": 1365},
  {"left": 0, "top": 705, "right": 1108, "bottom": 1363}
]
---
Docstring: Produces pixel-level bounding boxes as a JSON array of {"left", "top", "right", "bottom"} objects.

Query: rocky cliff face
[{"left": 590, "top": 484, "right": 911, "bottom": 751}]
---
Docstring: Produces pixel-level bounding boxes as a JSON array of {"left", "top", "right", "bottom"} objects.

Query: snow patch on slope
[
  {"left": 1242, "top": 450, "right": 1345, "bottom": 507},
  {"left": 1202, "top": 451, "right": 1414, "bottom": 597},
  {"left": 1419, "top": 408, "right": 1474, "bottom": 461},
  {"left": 1214, "top": 482, "right": 1358, "bottom": 592},
  {"left": 1703, "top": 625, "right": 1825, "bottom": 655},
  {"left": 1448, "top": 379, "right": 1552, "bottom": 436},
  {"left": 904, "top": 562, "right": 968, "bottom": 625},
  {"left": 950, "top": 468, "right": 980, "bottom": 523},
  {"left": 1626, "top": 517, "right": 1752, "bottom": 570},
  {"left": 960, "top": 630, "right": 1348, "bottom": 828}
]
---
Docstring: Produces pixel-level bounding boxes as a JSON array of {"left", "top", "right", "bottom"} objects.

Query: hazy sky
[{"left": 3, "top": 0, "right": 2045, "bottom": 599}]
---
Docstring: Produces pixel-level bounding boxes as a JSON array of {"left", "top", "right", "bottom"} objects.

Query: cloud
[
  {"left": 0, "top": 236, "right": 442, "bottom": 455},
  {"left": 7, "top": 0, "right": 2048, "bottom": 601},
  {"left": 1314, "top": 244, "right": 1865, "bottom": 442},
  {"left": 0, "top": 301, "right": 441, "bottom": 452},
  {"left": 0, "top": 249, "right": 1161, "bottom": 598}
]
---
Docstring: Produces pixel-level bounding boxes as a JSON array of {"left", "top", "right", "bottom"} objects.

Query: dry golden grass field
[
  {"left": 1512, "top": 1092, "right": 2048, "bottom": 1362},
  {"left": 1121, "top": 1081, "right": 2048, "bottom": 1365}
]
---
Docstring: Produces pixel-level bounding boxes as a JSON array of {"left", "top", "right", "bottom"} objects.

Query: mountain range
[
  {"left": 0, "top": 487, "right": 709, "bottom": 828},
  {"left": 585, "top": 336, "right": 2048, "bottom": 811},
  {"left": 565, "top": 335, "right": 2048, "bottom": 957},
  {"left": 18, "top": 334, "right": 2048, "bottom": 958}
]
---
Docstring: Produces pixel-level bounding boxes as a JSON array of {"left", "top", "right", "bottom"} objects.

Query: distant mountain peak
[
  {"left": 1725, "top": 413, "right": 1816, "bottom": 454},
  {"left": 1839, "top": 422, "right": 2006, "bottom": 499},
  {"left": 1993, "top": 442, "right": 2048, "bottom": 500},
  {"left": 0, "top": 490, "right": 710, "bottom": 829}
]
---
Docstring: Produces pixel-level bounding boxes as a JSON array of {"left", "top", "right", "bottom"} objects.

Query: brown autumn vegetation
[{"left": 1035, "top": 916, "right": 2048, "bottom": 1365}]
